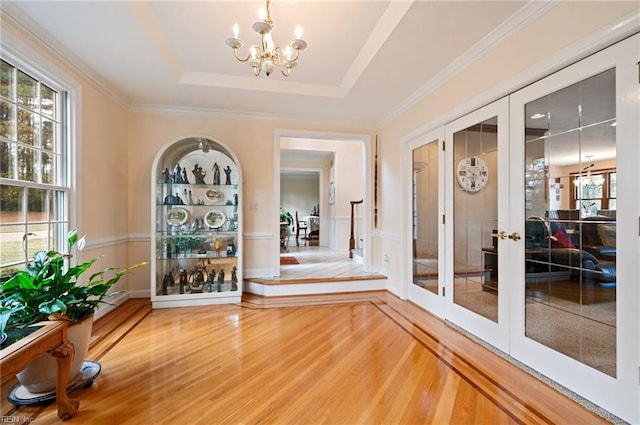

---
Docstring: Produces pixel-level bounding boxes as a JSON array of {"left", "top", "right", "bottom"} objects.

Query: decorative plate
[
  {"left": 205, "top": 189, "right": 225, "bottom": 204},
  {"left": 165, "top": 207, "right": 189, "bottom": 226},
  {"left": 205, "top": 210, "right": 226, "bottom": 229}
]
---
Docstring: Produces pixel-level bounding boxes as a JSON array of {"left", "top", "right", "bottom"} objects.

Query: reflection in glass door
[{"left": 523, "top": 69, "right": 617, "bottom": 376}]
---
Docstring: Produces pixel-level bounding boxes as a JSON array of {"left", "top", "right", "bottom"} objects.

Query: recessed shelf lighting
[{"left": 530, "top": 113, "right": 545, "bottom": 119}]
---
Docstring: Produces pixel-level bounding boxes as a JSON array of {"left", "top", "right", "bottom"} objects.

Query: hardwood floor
[{"left": 1, "top": 294, "right": 612, "bottom": 424}]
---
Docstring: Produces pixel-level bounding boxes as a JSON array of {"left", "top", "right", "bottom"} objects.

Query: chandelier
[
  {"left": 573, "top": 156, "right": 604, "bottom": 188},
  {"left": 225, "top": 0, "right": 307, "bottom": 77}
]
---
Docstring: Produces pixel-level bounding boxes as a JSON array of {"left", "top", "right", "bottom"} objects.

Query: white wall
[{"left": 280, "top": 174, "right": 319, "bottom": 220}]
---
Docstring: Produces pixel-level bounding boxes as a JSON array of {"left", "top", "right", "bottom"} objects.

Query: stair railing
[{"left": 349, "top": 199, "right": 363, "bottom": 258}]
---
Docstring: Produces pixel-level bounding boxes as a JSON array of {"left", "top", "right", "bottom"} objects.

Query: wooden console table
[{"left": 0, "top": 321, "right": 79, "bottom": 419}]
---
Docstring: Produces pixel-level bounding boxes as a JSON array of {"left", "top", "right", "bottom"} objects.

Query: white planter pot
[{"left": 17, "top": 316, "right": 93, "bottom": 393}]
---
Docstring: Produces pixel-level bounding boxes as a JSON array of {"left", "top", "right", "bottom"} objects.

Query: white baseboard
[
  {"left": 93, "top": 292, "right": 130, "bottom": 321},
  {"left": 129, "top": 290, "right": 151, "bottom": 299}
]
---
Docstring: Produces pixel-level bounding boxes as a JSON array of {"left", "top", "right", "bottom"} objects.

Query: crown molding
[
  {"left": 399, "top": 9, "right": 640, "bottom": 146},
  {"left": 1, "top": 3, "right": 130, "bottom": 110},
  {"left": 128, "top": 103, "right": 376, "bottom": 129},
  {"left": 378, "top": 1, "right": 556, "bottom": 127}
]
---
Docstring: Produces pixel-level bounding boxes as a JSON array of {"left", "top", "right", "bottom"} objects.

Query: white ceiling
[{"left": 1, "top": 0, "right": 537, "bottom": 128}]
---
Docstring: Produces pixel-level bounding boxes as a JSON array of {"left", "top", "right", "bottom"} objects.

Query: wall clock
[{"left": 456, "top": 156, "right": 489, "bottom": 193}]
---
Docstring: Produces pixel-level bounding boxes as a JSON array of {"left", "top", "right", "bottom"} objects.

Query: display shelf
[{"left": 151, "top": 137, "right": 242, "bottom": 308}]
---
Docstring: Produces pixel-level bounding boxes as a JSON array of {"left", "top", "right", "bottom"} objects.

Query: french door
[
  {"left": 408, "top": 98, "right": 512, "bottom": 348},
  {"left": 408, "top": 34, "right": 639, "bottom": 423},
  {"left": 509, "top": 35, "right": 639, "bottom": 422},
  {"left": 443, "top": 97, "right": 511, "bottom": 353}
]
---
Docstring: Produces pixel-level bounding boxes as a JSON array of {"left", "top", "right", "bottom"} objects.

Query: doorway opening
[
  {"left": 275, "top": 131, "right": 372, "bottom": 278},
  {"left": 280, "top": 167, "right": 322, "bottom": 251}
]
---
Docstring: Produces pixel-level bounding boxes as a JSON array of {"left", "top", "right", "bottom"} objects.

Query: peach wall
[{"left": 126, "top": 114, "right": 371, "bottom": 291}]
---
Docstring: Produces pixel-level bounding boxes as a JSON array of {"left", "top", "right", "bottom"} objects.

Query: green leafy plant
[
  {"left": 280, "top": 209, "right": 294, "bottom": 227},
  {"left": 1, "top": 228, "right": 146, "bottom": 329}
]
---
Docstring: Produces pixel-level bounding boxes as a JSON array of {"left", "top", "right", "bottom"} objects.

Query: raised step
[{"left": 245, "top": 275, "right": 387, "bottom": 297}]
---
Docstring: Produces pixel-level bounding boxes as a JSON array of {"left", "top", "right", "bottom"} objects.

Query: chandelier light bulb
[
  {"left": 284, "top": 46, "right": 292, "bottom": 61},
  {"left": 295, "top": 25, "right": 303, "bottom": 39},
  {"left": 233, "top": 22, "right": 239, "bottom": 38},
  {"left": 265, "top": 32, "right": 275, "bottom": 51},
  {"left": 258, "top": 6, "right": 267, "bottom": 21},
  {"left": 250, "top": 46, "right": 257, "bottom": 59}
]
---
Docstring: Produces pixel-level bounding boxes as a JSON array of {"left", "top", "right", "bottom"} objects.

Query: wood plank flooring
[{"left": 1, "top": 294, "right": 612, "bottom": 424}]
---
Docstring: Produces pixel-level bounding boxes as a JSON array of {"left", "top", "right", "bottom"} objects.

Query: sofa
[{"left": 525, "top": 213, "right": 616, "bottom": 287}]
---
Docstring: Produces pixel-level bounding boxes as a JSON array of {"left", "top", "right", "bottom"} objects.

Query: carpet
[{"left": 280, "top": 256, "right": 299, "bottom": 265}]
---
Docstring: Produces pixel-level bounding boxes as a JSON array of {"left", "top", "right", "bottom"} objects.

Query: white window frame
[{"left": 0, "top": 45, "right": 78, "bottom": 276}]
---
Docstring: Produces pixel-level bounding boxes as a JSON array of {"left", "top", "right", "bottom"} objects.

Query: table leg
[{"left": 50, "top": 339, "right": 80, "bottom": 419}]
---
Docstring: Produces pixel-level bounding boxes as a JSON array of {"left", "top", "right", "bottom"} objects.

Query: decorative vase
[{"left": 16, "top": 316, "right": 93, "bottom": 393}]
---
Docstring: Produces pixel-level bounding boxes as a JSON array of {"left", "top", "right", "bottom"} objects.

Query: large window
[
  {"left": 570, "top": 168, "right": 616, "bottom": 217},
  {"left": 0, "top": 58, "right": 69, "bottom": 279}
]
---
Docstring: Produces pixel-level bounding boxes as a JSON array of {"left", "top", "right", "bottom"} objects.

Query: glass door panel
[
  {"left": 523, "top": 69, "right": 616, "bottom": 377},
  {"left": 452, "top": 118, "right": 498, "bottom": 322},
  {"left": 412, "top": 140, "right": 439, "bottom": 295}
]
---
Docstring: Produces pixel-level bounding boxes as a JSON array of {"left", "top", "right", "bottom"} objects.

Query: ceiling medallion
[{"left": 225, "top": 0, "right": 307, "bottom": 77}]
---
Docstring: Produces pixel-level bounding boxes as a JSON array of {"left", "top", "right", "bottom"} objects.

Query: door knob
[
  {"left": 508, "top": 232, "right": 521, "bottom": 241},
  {"left": 492, "top": 231, "right": 507, "bottom": 240}
]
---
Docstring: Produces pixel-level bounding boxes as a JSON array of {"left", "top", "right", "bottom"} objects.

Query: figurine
[
  {"left": 231, "top": 266, "right": 238, "bottom": 291},
  {"left": 162, "top": 273, "right": 173, "bottom": 295},
  {"left": 162, "top": 167, "right": 171, "bottom": 184},
  {"left": 163, "top": 193, "right": 175, "bottom": 205},
  {"left": 174, "top": 164, "right": 182, "bottom": 183},
  {"left": 226, "top": 240, "right": 236, "bottom": 257},
  {"left": 190, "top": 267, "right": 205, "bottom": 293},
  {"left": 179, "top": 269, "right": 188, "bottom": 294},
  {"left": 206, "top": 269, "right": 215, "bottom": 293},
  {"left": 224, "top": 165, "right": 232, "bottom": 185},
  {"left": 217, "top": 268, "right": 225, "bottom": 292},
  {"left": 215, "top": 239, "right": 221, "bottom": 257},
  {"left": 192, "top": 164, "right": 207, "bottom": 185},
  {"left": 213, "top": 162, "right": 220, "bottom": 185},
  {"left": 182, "top": 168, "right": 189, "bottom": 184}
]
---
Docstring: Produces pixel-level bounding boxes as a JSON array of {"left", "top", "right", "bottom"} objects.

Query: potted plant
[
  {"left": 0, "top": 228, "right": 145, "bottom": 393},
  {"left": 280, "top": 209, "right": 294, "bottom": 227}
]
